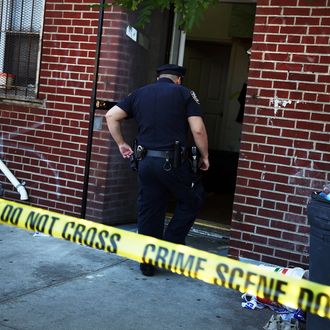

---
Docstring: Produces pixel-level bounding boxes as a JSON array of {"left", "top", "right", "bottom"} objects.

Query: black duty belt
[{"left": 146, "top": 150, "right": 174, "bottom": 158}]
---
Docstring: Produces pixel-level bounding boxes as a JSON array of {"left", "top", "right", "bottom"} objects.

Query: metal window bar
[{"left": 0, "top": 0, "right": 44, "bottom": 99}]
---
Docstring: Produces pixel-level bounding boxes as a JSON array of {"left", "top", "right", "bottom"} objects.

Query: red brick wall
[
  {"left": 0, "top": 2, "right": 137, "bottom": 223},
  {"left": 229, "top": 0, "right": 330, "bottom": 267},
  {"left": 0, "top": 0, "right": 100, "bottom": 216},
  {"left": 0, "top": 2, "right": 169, "bottom": 225},
  {"left": 88, "top": 7, "right": 172, "bottom": 224},
  {"left": 84, "top": 8, "right": 139, "bottom": 224}
]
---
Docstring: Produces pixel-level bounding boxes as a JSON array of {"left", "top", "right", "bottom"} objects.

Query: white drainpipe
[{"left": 0, "top": 159, "right": 28, "bottom": 200}]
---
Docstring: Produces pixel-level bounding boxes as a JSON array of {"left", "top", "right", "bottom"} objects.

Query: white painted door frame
[{"left": 169, "top": 14, "right": 186, "bottom": 65}]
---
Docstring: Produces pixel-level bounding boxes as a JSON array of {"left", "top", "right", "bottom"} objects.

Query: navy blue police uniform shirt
[{"left": 116, "top": 77, "right": 202, "bottom": 150}]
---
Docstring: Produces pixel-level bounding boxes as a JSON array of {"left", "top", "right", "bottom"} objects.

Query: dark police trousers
[{"left": 137, "top": 157, "right": 204, "bottom": 244}]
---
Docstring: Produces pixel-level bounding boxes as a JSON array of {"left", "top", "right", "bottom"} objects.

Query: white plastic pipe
[{"left": 0, "top": 159, "right": 28, "bottom": 200}]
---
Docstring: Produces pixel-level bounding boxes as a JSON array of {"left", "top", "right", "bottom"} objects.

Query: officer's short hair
[
  {"left": 156, "top": 64, "right": 186, "bottom": 77},
  {"left": 158, "top": 73, "right": 179, "bottom": 81}
]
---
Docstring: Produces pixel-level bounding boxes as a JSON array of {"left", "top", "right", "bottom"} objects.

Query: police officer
[{"left": 105, "top": 64, "right": 209, "bottom": 276}]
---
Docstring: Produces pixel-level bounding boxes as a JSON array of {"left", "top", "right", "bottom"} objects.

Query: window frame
[{"left": 0, "top": 0, "right": 45, "bottom": 101}]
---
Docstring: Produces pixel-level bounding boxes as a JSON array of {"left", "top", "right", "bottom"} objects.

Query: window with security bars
[{"left": 0, "top": 0, "right": 44, "bottom": 99}]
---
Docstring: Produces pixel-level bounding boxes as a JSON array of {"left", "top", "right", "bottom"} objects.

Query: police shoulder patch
[{"left": 190, "top": 90, "right": 200, "bottom": 104}]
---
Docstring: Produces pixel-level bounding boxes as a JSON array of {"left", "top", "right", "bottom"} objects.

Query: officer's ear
[{"left": 176, "top": 76, "right": 182, "bottom": 85}]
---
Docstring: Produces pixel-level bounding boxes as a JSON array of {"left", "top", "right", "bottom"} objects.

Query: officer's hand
[
  {"left": 199, "top": 157, "right": 209, "bottom": 171},
  {"left": 118, "top": 143, "right": 133, "bottom": 159}
]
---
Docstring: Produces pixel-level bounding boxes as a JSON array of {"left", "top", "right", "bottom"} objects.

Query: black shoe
[{"left": 140, "top": 263, "right": 155, "bottom": 276}]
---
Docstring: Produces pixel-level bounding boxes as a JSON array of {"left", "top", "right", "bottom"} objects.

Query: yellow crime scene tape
[{"left": 1, "top": 197, "right": 330, "bottom": 319}]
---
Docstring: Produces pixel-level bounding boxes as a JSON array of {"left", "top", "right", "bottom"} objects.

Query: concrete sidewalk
[{"left": 0, "top": 224, "right": 272, "bottom": 330}]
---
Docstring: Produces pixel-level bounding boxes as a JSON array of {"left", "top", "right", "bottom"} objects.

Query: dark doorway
[{"left": 183, "top": 40, "right": 238, "bottom": 228}]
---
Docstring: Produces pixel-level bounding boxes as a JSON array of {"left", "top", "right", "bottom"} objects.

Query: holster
[
  {"left": 190, "top": 146, "right": 200, "bottom": 174},
  {"left": 129, "top": 139, "right": 138, "bottom": 171},
  {"left": 173, "top": 141, "right": 181, "bottom": 169},
  {"left": 129, "top": 155, "right": 138, "bottom": 172},
  {"left": 130, "top": 140, "right": 147, "bottom": 171}
]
